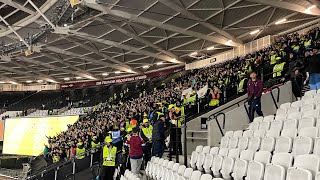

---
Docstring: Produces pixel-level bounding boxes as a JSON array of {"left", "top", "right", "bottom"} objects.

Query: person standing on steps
[{"left": 247, "top": 71, "right": 264, "bottom": 122}]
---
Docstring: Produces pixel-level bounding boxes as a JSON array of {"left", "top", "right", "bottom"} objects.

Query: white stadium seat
[
  {"left": 263, "top": 115, "right": 274, "bottom": 122},
  {"left": 218, "top": 148, "right": 229, "bottom": 157},
  {"left": 165, "top": 170, "right": 173, "bottom": 180},
  {"left": 259, "top": 121, "right": 270, "bottom": 131},
  {"left": 305, "top": 90, "right": 317, "bottom": 96},
  {"left": 270, "top": 120, "right": 283, "bottom": 131},
  {"left": 283, "top": 119, "right": 298, "bottom": 130},
  {"left": 260, "top": 137, "right": 275, "bottom": 152},
  {"left": 287, "top": 107, "right": 300, "bottom": 115},
  {"left": 298, "top": 118, "right": 315, "bottom": 129},
  {"left": 280, "top": 102, "right": 291, "bottom": 109},
  {"left": 172, "top": 173, "right": 179, "bottom": 180},
  {"left": 247, "top": 137, "right": 261, "bottom": 151},
  {"left": 287, "top": 112, "right": 302, "bottom": 120},
  {"left": 275, "top": 136, "right": 292, "bottom": 153},
  {"left": 220, "top": 148, "right": 240, "bottom": 179},
  {"left": 299, "top": 127, "right": 318, "bottom": 139},
  {"left": 281, "top": 128, "right": 297, "bottom": 138},
  {"left": 243, "top": 130, "right": 254, "bottom": 138},
  {"left": 286, "top": 167, "right": 312, "bottom": 180},
  {"left": 253, "top": 116, "right": 264, "bottom": 123},
  {"left": 231, "top": 150, "right": 254, "bottom": 180},
  {"left": 291, "top": 136, "right": 313, "bottom": 156},
  {"left": 167, "top": 161, "right": 175, "bottom": 169},
  {"left": 314, "top": 138, "right": 320, "bottom": 156},
  {"left": 199, "top": 174, "right": 212, "bottom": 180},
  {"left": 195, "top": 146, "right": 203, "bottom": 153},
  {"left": 196, "top": 153, "right": 206, "bottom": 171},
  {"left": 178, "top": 165, "right": 186, "bottom": 176},
  {"left": 254, "top": 129, "right": 265, "bottom": 138},
  {"left": 224, "top": 131, "right": 233, "bottom": 137},
  {"left": 301, "top": 104, "right": 314, "bottom": 112},
  {"left": 220, "top": 137, "right": 229, "bottom": 148},
  {"left": 162, "top": 159, "right": 169, "bottom": 167},
  {"left": 303, "top": 110, "right": 320, "bottom": 118},
  {"left": 275, "top": 113, "right": 286, "bottom": 120},
  {"left": 211, "top": 154, "right": 224, "bottom": 177},
  {"left": 190, "top": 171, "right": 202, "bottom": 180},
  {"left": 228, "top": 137, "right": 239, "bottom": 149},
  {"left": 179, "top": 176, "right": 186, "bottom": 180},
  {"left": 183, "top": 168, "right": 193, "bottom": 179},
  {"left": 238, "top": 137, "right": 249, "bottom": 151},
  {"left": 209, "top": 147, "right": 219, "bottom": 155},
  {"left": 304, "top": 98, "right": 318, "bottom": 105},
  {"left": 263, "top": 153, "right": 293, "bottom": 180},
  {"left": 202, "top": 146, "right": 211, "bottom": 154},
  {"left": 293, "top": 154, "right": 320, "bottom": 178},
  {"left": 248, "top": 122, "right": 259, "bottom": 131},
  {"left": 291, "top": 101, "right": 303, "bottom": 108},
  {"left": 203, "top": 154, "right": 213, "bottom": 174},
  {"left": 233, "top": 130, "right": 243, "bottom": 137},
  {"left": 172, "top": 163, "right": 180, "bottom": 172},
  {"left": 190, "top": 151, "right": 199, "bottom": 169},
  {"left": 266, "top": 129, "right": 280, "bottom": 138},
  {"left": 316, "top": 172, "right": 320, "bottom": 180},
  {"left": 246, "top": 151, "right": 271, "bottom": 180}
]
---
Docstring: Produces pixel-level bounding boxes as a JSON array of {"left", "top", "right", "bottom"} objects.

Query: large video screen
[{"left": 3, "top": 115, "right": 79, "bottom": 156}]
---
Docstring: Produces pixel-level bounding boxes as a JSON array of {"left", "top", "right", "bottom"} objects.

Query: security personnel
[
  {"left": 101, "top": 137, "right": 117, "bottom": 180},
  {"left": 113, "top": 93, "right": 117, "bottom": 101},
  {"left": 91, "top": 136, "right": 100, "bottom": 153},
  {"left": 140, "top": 119, "right": 153, "bottom": 165},
  {"left": 168, "top": 104, "right": 182, "bottom": 155},
  {"left": 238, "top": 72, "right": 248, "bottom": 95},
  {"left": 304, "top": 38, "right": 312, "bottom": 49},
  {"left": 188, "top": 87, "right": 197, "bottom": 105},
  {"left": 52, "top": 153, "right": 60, "bottom": 163},
  {"left": 273, "top": 60, "right": 286, "bottom": 79},
  {"left": 110, "top": 125, "right": 123, "bottom": 154},
  {"left": 76, "top": 142, "right": 86, "bottom": 159}
]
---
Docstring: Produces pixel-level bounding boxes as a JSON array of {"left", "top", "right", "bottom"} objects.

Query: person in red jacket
[
  {"left": 125, "top": 127, "right": 145, "bottom": 175},
  {"left": 247, "top": 71, "right": 264, "bottom": 122}
]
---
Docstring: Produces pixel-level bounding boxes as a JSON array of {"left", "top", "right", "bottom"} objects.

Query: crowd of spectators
[{"left": 44, "top": 26, "right": 320, "bottom": 176}]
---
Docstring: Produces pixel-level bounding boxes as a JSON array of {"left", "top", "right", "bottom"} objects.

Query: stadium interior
[{"left": 0, "top": 0, "right": 320, "bottom": 180}]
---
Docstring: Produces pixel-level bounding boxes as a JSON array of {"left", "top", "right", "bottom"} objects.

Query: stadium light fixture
[
  {"left": 37, "top": 80, "right": 43, "bottom": 83},
  {"left": 0, "top": 81, "right": 5, "bottom": 84},
  {"left": 156, "top": 62, "right": 163, "bottom": 65},
  {"left": 102, "top": 73, "right": 109, "bottom": 76},
  {"left": 47, "top": 79, "right": 57, "bottom": 83},
  {"left": 75, "top": 76, "right": 82, "bottom": 79},
  {"left": 63, "top": 23, "right": 68, "bottom": 27},
  {"left": 127, "top": 69, "right": 133, "bottom": 73},
  {"left": 87, "top": 76, "right": 96, "bottom": 80},
  {"left": 250, "top": 29, "right": 260, "bottom": 35},
  {"left": 226, "top": 40, "right": 233, "bottom": 45},
  {"left": 64, "top": 77, "right": 70, "bottom": 81},
  {"left": 190, "top": 52, "right": 198, "bottom": 56},
  {"left": 207, "top": 46, "right": 215, "bottom": 50},
  {"left": 275, "top": 19, "right": 287, "bottom": 25},
  {"left": 10, "top": 81, "right": 17, "bottom": 85},
  {"left": 305, "top": 5, "right": 316, "bottom": 14},
  {"left": 115, "top": 71, "right": 121, "bottom": 74},
  {"left": 143, "top": 65, "right": 150, "bottom": 69},
  {"left": 26, "top": 80, "right": 32, "bottom": 83}
]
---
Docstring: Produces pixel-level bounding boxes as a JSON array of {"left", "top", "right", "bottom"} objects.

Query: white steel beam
[
  {"left": 26, "top": 0, "right": 56, "bottom": 28},
  {"left": 157, "top": 0, "right": 243, "bottom": 45},
  {"left": 246, "top": 0, "right": 320, "bottom": 15},
  {"left": 0, "top": 0, "right": 34, "bottom": 14},
  {"left": 83, "top": 2, "right": 239, "bottom": 47}
]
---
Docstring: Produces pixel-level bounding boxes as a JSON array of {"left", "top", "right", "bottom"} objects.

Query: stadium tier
[{"left": 0, "top": 0, "right": 320, "bottom": 180}]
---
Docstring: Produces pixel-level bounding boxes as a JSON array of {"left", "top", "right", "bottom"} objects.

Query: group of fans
[{"left": 43, "top": 26, "right": 320, "bottom": 179}]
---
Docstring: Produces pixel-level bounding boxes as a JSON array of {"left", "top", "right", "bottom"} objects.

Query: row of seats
[
  {"left": 190, "top": 147, "right": 320, "bottom": 180},
  {"left": 60, "top": 107, "right": 92, "bottom": 116},
  {"left": 27, "top": 110, "right": 49, "bottom": 117},
  {"left": 122, "top": 170, "right": 140, "bottom": 180},
  {"left": 0, "top": 110, "right": 22, "bottom": 119},
  {"left": 146, "top": 157, "right": 223, "bottom": 180}
]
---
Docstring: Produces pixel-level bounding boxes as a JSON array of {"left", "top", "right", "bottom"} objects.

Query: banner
[
  {"left": 181, "top": 88, "right": 192, "bottom": 99},
  {"left": 0, "top": 120, "right": 4, "bottom": 141},
  {"left": 61, "top": 66, "right": 184, "bottom": 89},
  {"left": 197, "top": 85, "right": 208, "bottom": 98}
]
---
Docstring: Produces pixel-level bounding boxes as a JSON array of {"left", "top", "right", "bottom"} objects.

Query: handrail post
[
  {"left": 183, "top": 116, "right": 187, "bottom": 166},
  {"left": 270, "top": 91, "right": 279, "bottom": 109}
]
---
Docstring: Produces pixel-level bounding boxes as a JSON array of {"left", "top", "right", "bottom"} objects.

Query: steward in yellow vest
[
  {"left": 53, "top": 154, "right": 60, "bottom": 163},
  {"left": 141, "top": 119, "right": 153, "bottom": 165},
  {"left": 91, "top": 136, "right": 100, "bottom": 153},
  {"left": 101, "top": 137, "right": 117, "bottom": 180},
  {"left": 273, "top": 61, "right": 286, "bottom": 78},
  {"left": 76, "top": 142, "right": 86, "bottom": 159}
]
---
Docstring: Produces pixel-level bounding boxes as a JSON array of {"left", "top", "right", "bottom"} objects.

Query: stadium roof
[{"left": 0, "top": 0, "right": 319, "bottom": 84}]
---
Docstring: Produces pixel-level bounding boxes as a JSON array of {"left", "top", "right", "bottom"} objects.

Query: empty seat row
[{"left": 123, "top": 170, "right": 140, "bottom": 180}]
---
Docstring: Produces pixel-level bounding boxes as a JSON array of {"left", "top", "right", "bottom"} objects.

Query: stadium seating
[{"left": 146, "top": 90, "right": 320, "bottom": 180}]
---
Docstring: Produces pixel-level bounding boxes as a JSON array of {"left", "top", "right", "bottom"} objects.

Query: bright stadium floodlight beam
[
  {"left": 115, "top": 71, "right": 121, "bottom": 74},
  {"left": 156, "top": 62, "right": 163, "bottom": 65},
  {"left": 143, "top": 65, "right": 150, "bottom": 69},
  {"left": 207, "top": 46, "right": 215, "bottom": 50},
  {"left": 75, "top": 76, "right": 82, "bottom": 79},
  {"left": 250, "top": 29, "right": 260, "bottom": 35},
  {"left": 37, "top": 80, "right": 43, "bottom": 83},
  {"left": 64, "top": 77, "right": 70, "bottom": 81},
  {"left": 102, "top": 73, "right": 109, "bottom": 76},
  {"left": 275, "top": 19, "right": 287, "bottom": 25},
  {"left": 0, "top": 81, "right": 5, "bottom": 84},
  {"left": 26, "top": 80, "right": 32, "bottom": 83}
]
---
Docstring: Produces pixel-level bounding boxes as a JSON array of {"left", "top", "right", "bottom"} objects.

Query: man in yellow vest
[
  {"left": 91, "top": 136, "right": 100, "bottom": 153},
  {"left": 101, "top": 137, "right": 117, "bottom": 180},
  {"left": 273, "top": 60, "right": 287, "bottom": 80},
  {"left": 140, "top": 119, "right": 153, "bottom": 165},
  {"left": 75, "top": 142, "right": 86, "bottom": 159}
]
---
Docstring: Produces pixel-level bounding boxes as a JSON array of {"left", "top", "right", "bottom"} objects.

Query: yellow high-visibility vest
[
  {"left": 53, "top": 155, "right": 60, "bottom": 163},
  {"left": 142, "top": 125, "right": 153, "bottom": 140},
  {"left": 238, "top": 78, "right": 248, "bottom": 93},
  {"left": 304, "top": 39, "right": 312, "bottom": 48},
  {"left": 273, "top": 62, "right": 286, "bottom": 78},
  {"left": 102, "top": 146, "right": 117, "bottom": 167},
  {"left": 76, "top": 147, "right": 86, "bottom": 159},
  {"left": 91, "top": 141, "right": 100, "bottom": 153}
]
